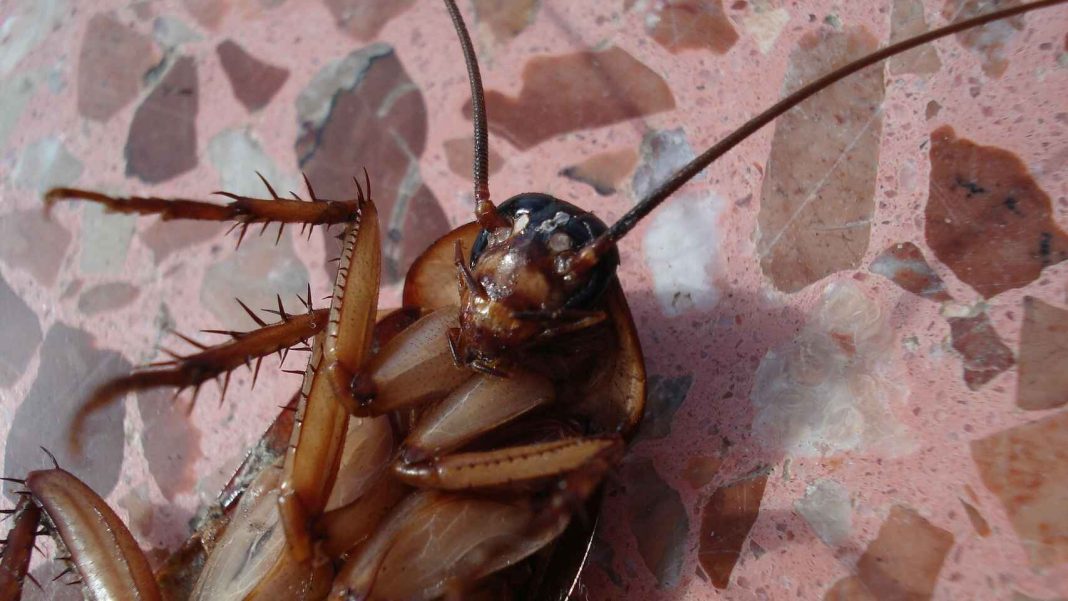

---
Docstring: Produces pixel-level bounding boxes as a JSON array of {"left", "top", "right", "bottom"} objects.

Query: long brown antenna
[
  {"left": 579, "top": 0, "right": 1067, "bottom": 262},
  {"left": 443, "top": 0, "right": 503, "bottom": 229}
]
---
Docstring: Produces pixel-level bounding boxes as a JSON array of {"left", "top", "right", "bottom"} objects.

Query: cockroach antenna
[
  {"left": 439, "top": 0, "right": 1068, "bottom": 370},
  {"left": 443, "top": 0, "right": 506, "bottom": 230},
  {"left": 575, "top": 0, "right": 1068, "bottom": 267},
  {"left": 443, "top": 0, "right": 1068, "bottom": 274}
]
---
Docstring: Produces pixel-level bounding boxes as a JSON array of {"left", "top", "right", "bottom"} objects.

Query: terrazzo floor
[{"left": 1, "top": 0, "right": 1067, "bottom": 599}]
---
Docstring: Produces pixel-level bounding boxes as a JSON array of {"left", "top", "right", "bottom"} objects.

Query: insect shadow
[{"left": 588, "top": 285, "right": 811, "bottom": 592}]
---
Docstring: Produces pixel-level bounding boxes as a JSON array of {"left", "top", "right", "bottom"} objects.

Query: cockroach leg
[
  {"left": 280, "top": 198, "right": 381, "bottom": 559},
  {"left": 348, "top": 307, "right": 471, "bottom": 416},
  {"left": 44, "top": 169, "right": 408, "bottom": 583},
  {"left": 17, "top": 468, "right": 162, "bottom": 600},
  {"left": 45, "top": 172, "right": 364, "bottom": 248},
  {"left": 332, "top": 436, "right": 617, "bottom": 601},
  {"left": 66, "top": 303, "right": 329, "bottom": 455},
  {"left": 399, "top": 370, "right": 555, "bottom": 463},
  {"left": 316, "top": 473, "right": 409, "bottom": 558},
  {"left": 393, "top": 435, "right": 624, "bottom": 492},
  {"left": 531, "top": 312, "right": 609, "bottom": 341},
  {"left": 0, "top": 496, "right": 41, "bottom": 601}
]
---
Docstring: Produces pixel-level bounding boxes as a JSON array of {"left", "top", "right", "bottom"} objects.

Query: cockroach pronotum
[{"left": 1, "top": 0, "right": 1065, "bottom": 599}]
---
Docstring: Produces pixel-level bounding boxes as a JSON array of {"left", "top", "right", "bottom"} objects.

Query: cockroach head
[{"left": 452, "top": 193, "right": 618, "bottom": 369}]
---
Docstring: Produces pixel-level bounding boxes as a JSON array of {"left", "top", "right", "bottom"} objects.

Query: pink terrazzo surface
[{"left": 1, "top": 1, "right": 1067, "bottom": 599}]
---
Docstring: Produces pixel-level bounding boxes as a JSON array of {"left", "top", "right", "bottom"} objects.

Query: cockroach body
[{"left": 1, "top": 0, "right": 1065, "bottom": 599}]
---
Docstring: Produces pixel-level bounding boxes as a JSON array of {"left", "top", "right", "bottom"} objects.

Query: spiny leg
[
  {"left": 277, "top": 193, "right": 382, "bottom": 562},
  {"left": 45, "top": 171, "right": 370, "bottom": 246},
  {"left": 50, "top": 172, "right": 375, "bottom": 452},
  {"left": 162, "top": 309, "right": 423, "bottom": 594},
  {"left": 8, "top": 468, "right": 162, "bottom": 600},
  {"left": 170, "top": 305, "right": 420, "bottom": 589},
  {"left": 393, "top": 435, "right": 623, "bottom": 492},
  {"left": 67, "top": 292, "right": 328, "bottom": 454},
  {"left": 0, "top": 496, "right": 42, "bottom": 601}
]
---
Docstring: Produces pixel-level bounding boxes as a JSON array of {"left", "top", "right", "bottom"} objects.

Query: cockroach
[{"left": 1, "top": 0, "right": 1065, "bottom": 599}]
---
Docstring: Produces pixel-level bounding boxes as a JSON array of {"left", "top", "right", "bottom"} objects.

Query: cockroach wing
[
  {"left": 322, "top": 415, "right": 394, "bottom": 512},
  {"left": 332, "top": 491, "right": 567, "bottom": 600},
  {"left": 191, "top": 462, "right": 332, "bottom": 600}
]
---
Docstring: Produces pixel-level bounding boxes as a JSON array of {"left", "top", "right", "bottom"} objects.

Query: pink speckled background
[{"left": 1, "top": 1, "right": 1067, "bottom": 600}]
